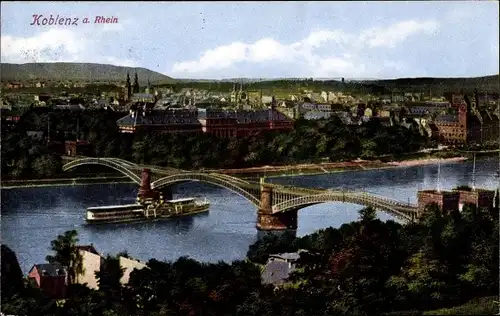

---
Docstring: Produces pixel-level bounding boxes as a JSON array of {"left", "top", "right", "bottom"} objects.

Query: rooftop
[
  {"left": 31, "top": 263, "right": 66, "bottom": 276},
  {"left": 261, "top": 260, "right": 294, "bottom": 285}
]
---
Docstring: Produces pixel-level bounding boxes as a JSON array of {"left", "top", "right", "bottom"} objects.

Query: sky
[{"left": 1, "top": 1, "right": 499, "bottom": 80}]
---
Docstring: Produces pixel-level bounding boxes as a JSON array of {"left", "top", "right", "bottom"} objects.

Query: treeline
[
  {"left": 2, "top": 203, "right": 498, "bottom": 315},
  {"left": 1, "top": 108, "right": 432, "bottom": 179}
]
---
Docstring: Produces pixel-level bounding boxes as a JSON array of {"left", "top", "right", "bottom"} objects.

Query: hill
[
  {"left": 362, "top": 74, "right": 499, "bottom": 93},
  {"left": 0, "top": 63, "right": 175, "bottom": 84}
]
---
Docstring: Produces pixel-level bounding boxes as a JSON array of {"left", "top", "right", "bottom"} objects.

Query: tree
[
  {"left": 95, "top": 255, "right": 125, "bottom": 292},
  {"left": 31, "top": 154, "right": 62, "bottom": 178},
  {"left": 1, "top": 245, "right": 24, "bottom": 300},
  {"left": 133, "top": 72, "right": 139, "bottom": 94},
  {"left": 358, "top": 207, "right": 376, "bottom": 223},
  {"left": 46, "top": 230, "right": 84, "bottom": 287}
]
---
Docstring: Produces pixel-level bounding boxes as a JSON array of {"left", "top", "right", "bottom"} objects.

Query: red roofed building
[{"left": 28, "top": 263, "right": 67, "bottom": 298}]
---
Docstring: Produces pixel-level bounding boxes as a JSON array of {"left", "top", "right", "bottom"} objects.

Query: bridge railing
[
  {"left": 272, "top": 192, "right": 414, "bottom": 222},
  {"left": 349, "top": 191, "right": 417, "bottom": 208},
  {"left": 209, "top": 173, "right": 251, "bottom": 185},
  {"left": 150, "top": 172, "right": 261, "bottom": 206},
  {"left": 62, "top": 158, "right": 142, "bottom": 184}
]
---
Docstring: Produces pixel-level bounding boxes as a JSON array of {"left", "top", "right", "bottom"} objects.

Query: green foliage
[
  {"left": 46, "top": 230, "right": 84, "bottom": 287},
  {"left": 422, "top": 296, "right": 498, "bottom": 315},
  {"left": 1, "top": 245, "right": 25, "bottom": 300},
  {"left": 246, "top": 231, "right": 297, "bottom": 264},
  {"left": 3, "top": 205, "right": 498, "bottom": 315}
]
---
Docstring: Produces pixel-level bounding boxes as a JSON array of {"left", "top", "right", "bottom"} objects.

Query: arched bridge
[
  {"left": 62, "top": 157, "right": 420, "bottom": 230},
  {"left": 62, "top": 157, "right": 183, "bottom": 185}
]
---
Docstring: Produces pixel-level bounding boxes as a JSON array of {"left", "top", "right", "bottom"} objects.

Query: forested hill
[
  {"left": 0, "top": 63, "right": 175, "bottom": 84},
  {"left": 363, "top": 74, "right": 499, "bottom": 92}
]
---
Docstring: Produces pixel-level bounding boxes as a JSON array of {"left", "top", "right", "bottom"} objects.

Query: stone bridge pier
[
  {"left": 257, "top": 184, "right": 298, "bottom": 231},
  {"left": 137, "top": 168, "right": 172, "bottom": 202}
]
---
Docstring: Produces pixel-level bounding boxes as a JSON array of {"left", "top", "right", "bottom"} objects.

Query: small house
[
  {"left": 261, "top": 251, "right": 306, "bottom": 286},
  {"left": 28, "top": 263, "right": 67, "bottom": 298}
]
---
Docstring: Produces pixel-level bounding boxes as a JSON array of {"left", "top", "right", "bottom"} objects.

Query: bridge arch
[
  {"left": 151, "top": 173, "right": 260, "bottom": 207},
  {"left": 271, "top": 192, "right": 417, "bottom": 223},
  {"left": 62, "top": 158, "right": 142, "bottom": 184}
]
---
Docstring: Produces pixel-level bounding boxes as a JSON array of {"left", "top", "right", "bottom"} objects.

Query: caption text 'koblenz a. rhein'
[{"left": 30, "top": 14, "right": 118, "bottom": 26}]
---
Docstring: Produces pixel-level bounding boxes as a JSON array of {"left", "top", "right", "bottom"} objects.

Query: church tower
[
  {"left": 133, "top": 72, "right": 140, "bottom": 94},
  {"left": 126, "top": 72, "right": 132, "bottom": 100}
]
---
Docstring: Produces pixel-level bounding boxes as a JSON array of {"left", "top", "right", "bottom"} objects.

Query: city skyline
[{"left": 1, "top": 1, "right": 499, "bottom": 80}]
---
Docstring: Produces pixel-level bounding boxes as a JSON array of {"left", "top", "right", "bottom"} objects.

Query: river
[{"left": 1, "top": 157, "right": 497, "bottom": 273}]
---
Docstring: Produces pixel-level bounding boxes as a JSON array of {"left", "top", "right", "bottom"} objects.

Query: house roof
[
  {"left": 76, "top": 244, "right": 99, "bottom": 255},
  {"left": 117, "top": 109, "right": 201, "bottom": 126},
  {"left": 434, "top": 114, "right": 458, "bottom": 123},
  {"left": 31, "top": 263, "right": 66, "bottom": 276},
  {"left": 198, "top": 109, "right": 291, "bottom": 123},
  {"left": 304, "top": 111, "right": 332, "bottom": 120},
  {"left": 53, "top": 104, "right": 85, "bottom": 111},
  {"left": 269, "top": 252, "right": 301, "bottom": 261},
  {"left": 261, "top": 261, "right": 295, "bottom": 285}
]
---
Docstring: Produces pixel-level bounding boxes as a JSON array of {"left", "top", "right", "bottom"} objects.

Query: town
[
  {"left": 2, "top": 1, "right": 499, "bottom": 314},
  {"left": 2, "top": 73, "right": 499, "bottom": 148}
]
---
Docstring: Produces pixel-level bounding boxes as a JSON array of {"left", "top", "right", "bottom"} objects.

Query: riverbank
[
  {"left": 1, "top": 152, "right": 491, "bottom": 188},
  {"left": 210, "top": 155, "right": 470, "bottom": 178},
  {"left": 1, "top": 176, "right": 131, "bottom": 189}
]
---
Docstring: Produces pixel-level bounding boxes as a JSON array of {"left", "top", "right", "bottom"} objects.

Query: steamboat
[{"left": 85, "top": 197, "right": 210, "bottom": 224}]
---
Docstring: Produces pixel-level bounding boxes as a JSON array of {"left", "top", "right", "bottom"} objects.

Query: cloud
[
  {"left": 1, "top": 29, "right": 84, "bottom": 63},
  {"left": 0, "top": 23, "right": 137, "bottom": 67},
  {"left": 360, "top": 20, "right": 438, "bottom": 48},
  {"left": 171, "top": 19, "right": 440, "bottom": 78}
]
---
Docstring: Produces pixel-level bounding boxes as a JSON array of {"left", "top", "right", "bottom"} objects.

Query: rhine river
[{"left": 2, "top": 157, "right": 497, "bottom": 273}]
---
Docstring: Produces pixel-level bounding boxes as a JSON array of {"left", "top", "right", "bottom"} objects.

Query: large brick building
[
  {"left": 429, "top": 94, "right": 495, "bottom": 145},
  {"left": 116, "top": 107, "right": 294, "bottom": 137},
  {"left": 197, "top": 108, "right": 294, "bottom": 137},
  {"left": 417, "top": 188, "right": 497, "bottom": 216},
  {"left": 117, "top": 109, "right": 202, "bottom": 134}
]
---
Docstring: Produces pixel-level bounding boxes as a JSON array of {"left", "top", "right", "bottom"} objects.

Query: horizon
[
  {"left": 3, "top": 61, "right": 499, "bottom": 82},
  {"left": 1, "top": 1, "right": 499, "bottom": 80}
]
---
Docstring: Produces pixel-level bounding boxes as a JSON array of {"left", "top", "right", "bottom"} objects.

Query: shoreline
[
  {"left": 1, "top": 176, "right": 132, "bottom": 189},
  {"left": 1, "top": 155, "right": 477, "bottom": 189},
  {"left": 210, "top": 155, "right": 471, "bottom": 177}
]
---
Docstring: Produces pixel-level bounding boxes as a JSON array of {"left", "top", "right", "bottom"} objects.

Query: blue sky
[{"left": 1, "top": 1, "right": 498, "bottom": 79}]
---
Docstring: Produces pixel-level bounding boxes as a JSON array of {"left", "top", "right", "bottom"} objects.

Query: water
[{"left": 2, "top": 157, "right": 497, "bottom": 273}]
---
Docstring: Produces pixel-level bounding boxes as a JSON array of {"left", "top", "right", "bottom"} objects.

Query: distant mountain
[{"left": 0, "top": 63, "right": 175, "bottom": 84}]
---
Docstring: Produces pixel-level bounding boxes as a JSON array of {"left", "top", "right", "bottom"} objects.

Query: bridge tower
[
  {"left": 257, "top": 184, "right": 298, "bottom": 231},
  {"left": 137, "top": 168, "right": 158, "bottom": 201}
]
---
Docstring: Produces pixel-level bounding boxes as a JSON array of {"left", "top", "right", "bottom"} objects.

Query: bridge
[{"left": 62, "top": 157, "right": 420, "bottom": 230}]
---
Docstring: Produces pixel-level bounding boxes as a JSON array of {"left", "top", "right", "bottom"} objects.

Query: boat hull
[{"left": 85, "top": 204, "right": 209, "bottom": 225}]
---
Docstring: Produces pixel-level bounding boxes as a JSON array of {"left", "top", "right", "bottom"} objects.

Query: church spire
[
  {"left": 133, "top": 72, "right": 139, "bottom": 94},
  {"left": 126, "top": 72, "right": 132, "bottom": 100}
]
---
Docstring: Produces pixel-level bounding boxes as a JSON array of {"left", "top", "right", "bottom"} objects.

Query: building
[
  {"left": 64, "top": 140, "right": 94, "bottom": 157},
  {"left": 261, "top": 252, "right": 303, "bottom": 286},
  {"left": 475, "top": 109, "right": 500, "bottom": 144},
  {"left": 198, "top": 108, "right": 294, "bottom": 138},
  {"left": 417, "top": 188, "right": 497, "bottom": 215},
  {"left": 75, "top": 245, "right": 101, "bottom": 289},
  {"left": 117, "top": 109, "right": 202, "bottom": 134},
  {"left": 119, "top": 256, "right": 148, "bottom": 284},
  {"left": 0, "top": 107, "right": 25, "bottom": 128},
  {"left": 74, "top": 245, "right": 147, "bottom": 288},
  {"left": 429, "top": 94, "right": 486, "bottom": 145},
  {"left": 28, "top": 263, "right": 67, "bottom": 298},
  {"left": 116, "top": 108, "right": 294, "bottom": 137}
]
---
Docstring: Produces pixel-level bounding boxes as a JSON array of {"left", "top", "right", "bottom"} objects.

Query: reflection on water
[{"left": 2, "top": 157, "right": 498, "bottom": 273}]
